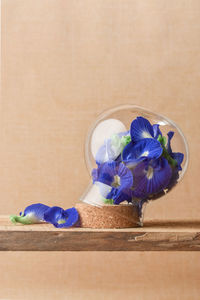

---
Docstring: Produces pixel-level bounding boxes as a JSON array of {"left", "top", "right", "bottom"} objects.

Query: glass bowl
[{"left": 79, "top": 104, "right": 189, "bottom": 227}]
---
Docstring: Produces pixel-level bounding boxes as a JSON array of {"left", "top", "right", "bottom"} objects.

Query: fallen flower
[
  {"left": 44, "top": 206, "right": 79, "bottom": 228},
  {"left": 10, "top": 204, "right": 79, "bottom": 228},
  {"left": 10, "top": 203, "right": 49, "bottom": 225}
]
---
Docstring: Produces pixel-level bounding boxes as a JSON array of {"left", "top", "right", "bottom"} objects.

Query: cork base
[{"left": 75, "top": 203, "right": 140, "bottom": 228}]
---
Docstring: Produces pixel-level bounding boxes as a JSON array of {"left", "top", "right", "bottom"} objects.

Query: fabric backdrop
[{"left": 1, "top": 0, "right": 200, "bottom": 299}]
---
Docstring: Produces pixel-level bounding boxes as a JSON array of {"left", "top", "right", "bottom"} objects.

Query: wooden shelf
[{"left": 1, "top": 216, "right": 200, "bottom": 251}]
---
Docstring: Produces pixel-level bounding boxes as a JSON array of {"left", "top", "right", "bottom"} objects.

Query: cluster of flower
[
  {"left": 10, "top": 116, "right": 184, "bottom": 228},
  {"left": 92, "top": 116, "right": 184, "bottom": 206},
  {"left": 10, "top": 204, "right": 79, "bottom": 228}
]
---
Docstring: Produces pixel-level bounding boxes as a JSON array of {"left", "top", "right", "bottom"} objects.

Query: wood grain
[{"left": 1, "top": 216, "right": 200, "bottom": 251}]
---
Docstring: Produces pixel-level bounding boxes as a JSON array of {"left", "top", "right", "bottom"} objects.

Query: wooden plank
[{"left": 0, "top": 216, "right": 200, "bottom": 251}]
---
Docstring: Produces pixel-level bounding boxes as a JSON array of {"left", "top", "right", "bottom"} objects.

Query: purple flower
[
  {"left": 20, "top": 203, "right": 49, "bottom": 219},
  {"left": 92, "top": 161, "right": 133, "bottom": 204},
  {"left": 91, "top": 116, "right": 184, "bottom": 207},
  {"left": 122, "top": 138, "right": 163, "bottom": 167},
  {"left": 132, "top": 158, "right": 172, "bottom": 199},
  {"left": 122, "top": 117, "right": 163, "bottom": 167},
  {"left": 130, "top": 117, "right": 162, "bottom": 142},
  {"left": 44, "top": 206, "right": 79, "bottom": 228},
  {"left": 10, "top": 203, "right": 50, "bottom": 225},
  {"left": 10, "top": 204, "right": 79, "bottom": 228}
]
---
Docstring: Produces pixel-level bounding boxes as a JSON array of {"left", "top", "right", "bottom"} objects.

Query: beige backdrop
[{"left": 1, "top": 0, "right": 200, "bottom": 299}]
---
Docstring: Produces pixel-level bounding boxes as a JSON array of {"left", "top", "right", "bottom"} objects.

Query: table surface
[{"left": 1, "top": 216, "right": 200, "bottom": 251}]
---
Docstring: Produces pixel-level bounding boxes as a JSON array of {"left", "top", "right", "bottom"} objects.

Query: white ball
[{"left": 91, "top": 118, "right": 127, "bottom": 158}]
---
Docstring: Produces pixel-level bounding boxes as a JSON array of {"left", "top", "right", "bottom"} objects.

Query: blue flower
[
  {"left": 167, "top": 131, "right": 184, "bottom": 171},
  {"left": 44, "top": 206, "right": 79, "bottom": 228},
  {"left": 10, "top": 204, "right": 79, "bottom": 228},
  {"left": 121, "top": 117, "right": 163, "bottom": 167},
  {"left": 132, "top": 157, "right": 172, "bottom": 199},
  {"left": 10, "top": 203, "right": 50, "bottom": 224},
  {"left": 92, "top": 161, "right": 133, "bottom": 204},
  {"left": 122, "top": 138, "right": 163, "bottom": 167},
  {"left": 130, "top": 116, "right": 162, "bottom": 142},
  {"left": 91, "top": 116, "right": 184, "bottom": 207}
]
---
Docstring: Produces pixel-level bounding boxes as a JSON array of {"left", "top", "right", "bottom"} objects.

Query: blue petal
[
  {"left": 44, "top": 206, "right": 65, "bottom": 227},
  {"left": 153, "top": 124, "right": 162, "bottom": 139},
  {"left": 118, "top": 163, "right": 133, "bottom": 189},
  {"left": 92, "top": 162, "right": 133, "bottom": 190},
  {"left": 132, "top": 158, "right": 172, "bottom": 198},
  {"left": 105, "top": 163, "right": 133, "bottom": 203},
  {"left": 167, "top": 131, "right": 184, "bottom": 170},
  {"left": 63, "top": 207, "right": 79, "bottom": 228},
  {"left": 44, "top": 206, "right": 79, "bottom": 228},
  {"left": 130, "top": 117, "right": 154, "bottom": 142},
  {"left": 171, "top": 152, "right": 184, "bottom": 171},
  {"left": 23, "top": 203, "right": 50, "bottom": 220},
  {"left": 92, "top": 161, "right": 117, "bottom": 186},
  {"left": 122, "top": 139, "right": 163, "bottom": 166},
  {"left": 106, "top": 187, "right": 118, "bottom": 200},
  {"left": 167, "top": 131, "right": 174, "bottom": 154},
  {"left": 113, "top": 188, "right": 133, "bottom": 204},
  {"left": 106, "top": 186, "right": 132, "bottom": 204}
]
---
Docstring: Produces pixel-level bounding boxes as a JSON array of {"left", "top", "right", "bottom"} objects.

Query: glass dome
[{"left": 80, "top": 104, "right": 189, "bottom": 223}]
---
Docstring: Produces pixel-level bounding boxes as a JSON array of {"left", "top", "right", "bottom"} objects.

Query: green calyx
[
  {"left": 10, "top": 213, "right": 39, "bottom": 225},
  {"left": 110, "top": 134, "right": 131, "bottom": 152},
  {"left": 121, "top": 135, "right": 131, "bottom": 148},
  {"left": 157, "top": 135, "right": 177, "bottom": 168},
  {"left": 10, "top": 215, "right": 33, "bottom": 225},
  {"left": 103, "top": 198, "right": 114, "bottom": 205}
]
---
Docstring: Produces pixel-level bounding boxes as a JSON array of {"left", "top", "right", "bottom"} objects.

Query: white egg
[{"left": 91, "top": 118, "right": 127, "bottom": 158}]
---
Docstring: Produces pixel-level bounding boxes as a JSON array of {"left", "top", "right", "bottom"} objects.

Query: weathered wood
[{"left": 0, "top": 216, "right": 200, "bottom": 251}]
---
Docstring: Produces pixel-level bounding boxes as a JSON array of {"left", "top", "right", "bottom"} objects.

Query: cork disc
[{"left": 75, "top": 203, "right": 140, "bottom": 229}]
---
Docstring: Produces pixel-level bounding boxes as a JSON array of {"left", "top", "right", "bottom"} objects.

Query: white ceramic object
[{"left": 91, "top": 118, "right": 127, "bottom": 159}]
